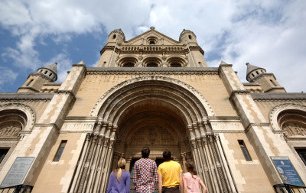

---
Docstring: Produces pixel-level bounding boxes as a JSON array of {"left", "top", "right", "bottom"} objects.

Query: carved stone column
[
  {"left": 69, "top": 123, "right": 116, "bottom": 193},
  {"left": 190, "top": 130, "right": 236, "bottom": 193}
]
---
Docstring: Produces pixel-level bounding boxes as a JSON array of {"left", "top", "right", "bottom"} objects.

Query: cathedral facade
[{"left": 0, "top": 28, "right": 306, "bottom": 193}]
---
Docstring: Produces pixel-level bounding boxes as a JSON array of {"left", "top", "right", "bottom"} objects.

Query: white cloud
[
  {"left": 0, "top": 0, "right": 305, "bottom": 92},
  {"left": 0, "top": 67, "right": 17, "bottom": 89}
]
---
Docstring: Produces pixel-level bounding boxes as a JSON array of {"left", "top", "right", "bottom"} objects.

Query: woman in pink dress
[{"left": 182, "top": 163, "right": 208, "bottom": 193}]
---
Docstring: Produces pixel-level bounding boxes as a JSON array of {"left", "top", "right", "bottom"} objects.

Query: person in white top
[{"left": 182, "top": 163, "right": 208, "bottom": 193}]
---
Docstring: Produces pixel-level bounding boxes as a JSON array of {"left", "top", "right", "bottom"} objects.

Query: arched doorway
[
  {"left": 70, "top": 76, "right": 236, "bottom": 193},
  {"left": 111, "top": 99, "right": 192, "bottom": 171}
]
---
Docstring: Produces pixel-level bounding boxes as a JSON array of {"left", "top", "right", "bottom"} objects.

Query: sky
[{"left": 0, "top": 0, "right": 306, "bottom": 93}]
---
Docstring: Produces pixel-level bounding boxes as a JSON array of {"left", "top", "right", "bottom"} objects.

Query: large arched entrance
[
  {"left": 112, "top": 97, "right": 192, "bottom": 171},
  {"left": 70, "top": 76, "right": 236, "bottom": 193}
]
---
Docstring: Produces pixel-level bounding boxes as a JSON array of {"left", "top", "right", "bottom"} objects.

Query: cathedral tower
[{"left": 97, "top": 27, "right": 207, "bottom": 68}]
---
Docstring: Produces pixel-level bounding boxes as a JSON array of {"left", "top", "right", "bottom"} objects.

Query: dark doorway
[
  {"left": 0, "top": 148, "right": 9, "bottom": 164},
  {"left": 295, "top": 148, "right": 306, "bottom": 166}
]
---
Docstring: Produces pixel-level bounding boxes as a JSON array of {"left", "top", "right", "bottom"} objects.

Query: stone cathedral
[{"left": 0, "top": 27, "right": 306, "bottom": 193}]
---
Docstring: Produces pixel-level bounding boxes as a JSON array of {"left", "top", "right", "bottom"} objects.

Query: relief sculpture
[{"left": 0, "top": 125, "right": 21, "bottom": 138}]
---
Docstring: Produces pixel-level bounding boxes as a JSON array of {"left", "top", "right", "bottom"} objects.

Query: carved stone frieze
[
  {"left": 270, "top": 103, "right": 306, "bottom": 133},
  {"left": 0, "top": 103, "right": 35, "bottom": 132},
  {"left": 283, "top": 123, "right": 306, "bottom": 137},
  {"left": 60, "top": 121, "right": 95, "bottom": 132},
  {"left": 0, "top": 125, "right": 21, "bottom": 138},
  {"left": 210, "top": 121, "right": 245, "bottom": 133}
]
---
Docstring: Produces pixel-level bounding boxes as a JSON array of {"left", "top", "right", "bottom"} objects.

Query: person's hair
[
  {"left": 116, "top": 158, "right": 126, "bottom": 181},
  {"left": 186, "top": 162, "right": 197, "bottom": 176},
  {"left": 141, "top": 147, "right": 150, "bottom": 158},
  {"left": 163, "top": 150, "right": 172, "bottom": 161}
]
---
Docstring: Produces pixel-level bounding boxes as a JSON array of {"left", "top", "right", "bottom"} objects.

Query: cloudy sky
[{"left": 0, "top": 0, "right": 305, "bottom": 92}]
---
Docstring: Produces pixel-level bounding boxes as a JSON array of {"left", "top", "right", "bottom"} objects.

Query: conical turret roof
[
  {"left": 43, "top": 63, "right": 57, "bottom": 74},
  {"left": 246, "top": 62, "right": 265, "bottom": 75}
]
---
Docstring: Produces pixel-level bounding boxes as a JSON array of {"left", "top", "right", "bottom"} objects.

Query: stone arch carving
[
  {"left": 0, "top": 103, "right": 35, "bottom": 132},
  {"left": 167, "top": 56, "right": 187, "bottom": 67},
  {"left": 91, "top": 76, "right": 214, "bottom": 118},
  {"left": 270, "top": 103, "right": 306, "bottom": 133},
  {"left": 118, "top": 56, "right": 138, "bottom": 67},
  {"left": 143, "top": 57, "right": 162, "bottom": 67},
  {"left": 72, "top": 77, "right": 235, "bottom": 193}
]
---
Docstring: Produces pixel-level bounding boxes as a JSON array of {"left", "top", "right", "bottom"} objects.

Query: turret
[
  {"left": 246, "top": 63, "right": 266, "bottom": 82},
  {"left": 107, "top": 29, "right": 125, "bottom": 45},
  {"left": 246, "top": 63, "right": 285, "bottom": 93},
  {"left": 97, "top": 29, "right": 126, "bottom": 67},
  {"left": 179, "top": 29, "right": 197, "bottom": 45},
  {"left": 18, "top": 63, "right": 58, "bottom": 93},
  {"left": 179, "top": 29, "right": 206, "bottom": 67}
]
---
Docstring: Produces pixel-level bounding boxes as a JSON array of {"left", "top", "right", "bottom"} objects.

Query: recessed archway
[
  {"left": 72, "top": 76, "right": 235, "bottom": 193},
  {"left": 113, "top": 98, "right": 191, "bottom": 171}
]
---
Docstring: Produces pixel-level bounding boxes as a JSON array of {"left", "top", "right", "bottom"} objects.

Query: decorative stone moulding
[
  {"left": 90, "top": 76, "right": 215, "bottom": 118},
  {"left": 0, "top": 103, "right": 36, "bottom": 132},
  {"left": 270, "top": 103, "right": 306, "bottom": 133}
]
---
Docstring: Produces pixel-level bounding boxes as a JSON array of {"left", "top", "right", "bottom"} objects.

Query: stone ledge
[
  {"left": 251, "top": 93, "right": 306, "bottom": 100},
  {"left": 0, "top": 93, "right": 54, "bottom": 100},
  {"left": 86, "top": 67, "right": 219, "bottom": 74}
]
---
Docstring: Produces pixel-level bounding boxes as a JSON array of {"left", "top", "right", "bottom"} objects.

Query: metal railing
[
  {"left": 274, "top": 183, "right": 306, "bottom": 193},
  {"left": 0, "top": 184, "right": 33, "bottom": 193}
]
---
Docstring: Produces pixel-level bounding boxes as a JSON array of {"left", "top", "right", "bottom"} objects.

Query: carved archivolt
[
  {"left": 269, "top": 103, "right": 306, "bottom": 135},
  {"left": 90, "top": 76, "right": 214, "bottom": 118},
  {"left": 0, "top": 103, "right": 35, "bottom": 132}
]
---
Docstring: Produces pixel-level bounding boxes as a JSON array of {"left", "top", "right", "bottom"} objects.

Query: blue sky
[{"left": 0, "top": 0, "right": 306, "bottom": 92}]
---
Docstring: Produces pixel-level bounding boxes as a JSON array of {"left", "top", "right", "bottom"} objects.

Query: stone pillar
[
  {"left": 69, "top": 129, "right": 116, "bottom": 193},
  {"left": 190, "top": 121, "right": 236, "bottom": 193},
  {"left": 0, "top": 64, "right": 86, "bottom": 186},
  {"left": 219, "top": 63, "right": 306, "bottom": 185}
]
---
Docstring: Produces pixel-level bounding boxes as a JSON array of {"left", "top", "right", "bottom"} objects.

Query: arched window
[
  {"left": 143, "top": 57, "right": 161, "bottom": 67},
  {"left": 147, "top": 36, "right": 157, "bottom": 45},
  {"left": 0, "top": 109, "right": 27, "bottom": 165},
  {"left": 170, "top": 63, "right": 181, "bottom": 67},
  {"left": 123, "top": 62, "right": 135, "bottom": 67},
  {"left": 278, "top": 110, "right": 306, "bottom": 137},
  {"left": 167, "top": 57, "right": 185, "bottom": 67},
  {"left": 119, "top": 57, "right": 137, "bottom": 67},
  {"left": 0, "top": 109, "right": 27, "bottom": 139},
  {"left": 147, "top": 62, "right": 158, "bottom": 67},
  {"left": 278, "top": 109, "right": 306, "bottom": 166}
]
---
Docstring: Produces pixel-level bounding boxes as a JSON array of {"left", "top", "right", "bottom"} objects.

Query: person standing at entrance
[
  {"left": 157, "top": 150, "right": 183, "bottom": 193},
  {"left": 133, "top": 147, "right": 158, "bottom": 193},
  {"left": 107, "top": 158, "right": 130, "bottom": 193},
  {"left": 182, "top": 163, "right": 208, "bottom": 193}
]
